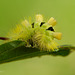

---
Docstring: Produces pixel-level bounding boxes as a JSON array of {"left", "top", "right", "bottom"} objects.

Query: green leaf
[{"left": 0, "top": 40, "right": 75, "bottom": 64}]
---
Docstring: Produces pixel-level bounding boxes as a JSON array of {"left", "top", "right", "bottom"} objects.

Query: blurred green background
[{"left": 0, "top": 0, "right": 75, "bottom": 75}]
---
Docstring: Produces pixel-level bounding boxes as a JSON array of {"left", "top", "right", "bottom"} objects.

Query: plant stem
[{"left": 0, "top": 37, "right": 9, "bottom": 40}]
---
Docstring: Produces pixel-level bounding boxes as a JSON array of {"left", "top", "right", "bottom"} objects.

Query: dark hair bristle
[
  {"left": 46, "top": 27, "right": 55, "bottom": 31},
  {"left": 32, "top": 23, "right": 34, "bottom": 28},
  {"left": 40, "top": 22, "right": 45, "bottom": 27}
]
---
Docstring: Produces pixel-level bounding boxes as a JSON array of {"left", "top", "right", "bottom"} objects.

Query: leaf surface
[{"left": 0, "top": 41, "right": 75, "bottom": 64}]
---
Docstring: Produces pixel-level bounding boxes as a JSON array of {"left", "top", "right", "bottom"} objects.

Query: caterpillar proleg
[{"left": 2, "top": 14, "right": 62, "bottom": 51}]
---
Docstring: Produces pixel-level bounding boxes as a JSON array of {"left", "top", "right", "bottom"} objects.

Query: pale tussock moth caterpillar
[{"left": 0, "top": 14, "right": 62, "bottom": 51}]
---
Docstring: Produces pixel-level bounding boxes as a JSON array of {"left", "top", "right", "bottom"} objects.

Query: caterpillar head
[{"left": 32, "top": 14, "right": 62, "bottom": 51}]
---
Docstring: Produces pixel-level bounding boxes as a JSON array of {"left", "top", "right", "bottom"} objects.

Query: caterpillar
[{"left": 0, "top": 14, "right": 62, "bottom": 51}]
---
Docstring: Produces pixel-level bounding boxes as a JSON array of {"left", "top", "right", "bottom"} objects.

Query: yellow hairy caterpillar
[{"left": 0, "top": 14, "right": 62, "bottom": 51}]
